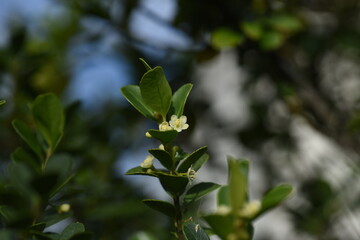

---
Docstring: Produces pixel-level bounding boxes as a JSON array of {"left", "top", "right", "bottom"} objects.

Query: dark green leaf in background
[
  {"left": 0, "top": 100, "right": 5, "bottom": 106},
  {"left": 178, "top": 146, "right": 208, "bottom": 173},
  {"left": 140, "top": 66, "right": 172, "bottom": 119},
  {"left": 170, "top": 83, "right": 193, "bottom": 117},
  {"left": 211, "top": 28, "right": 244, "bottom": 50},
  {"left": 142, "top": 199, "right": 175, "bottom": 218},
  {"left": 259, "top": 31, "right": 283, "bottom": 50},
  {"left": 203, "top": 214, "right": 233, "bottom": 240},
  {"left": 11, "top": 147, "right": 41, "bottom": 173},
  {"left": 217, "top": 186, "right": 230, "bottom": 207},
  {"left": 241, "top": 21, "right": 263, "bottom": 40},
  {"left": 32, "top": 93, "right": 64, "bottom": 152},
  {"left": 257, "top": 184, "right": 293, "bottom": 217},
  {"left": 228, "top": 157, "right": 247, "bottom": 214},
  {"left": 12, "top": 119, "right": 43, "bottom": 160},
  {"left": 120, "top": 85, "right": 155, "bottom": 121}
]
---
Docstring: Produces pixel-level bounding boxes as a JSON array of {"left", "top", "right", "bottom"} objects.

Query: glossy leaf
[
  {"left": 211, "top": 28, "right": 244, "bottom": 50},
  {"left": 177, "top": 146, "right": 208, "bottom": 173},
  {"left": 258, "top": 184, "right": 293, "bottom": 216},
  {"left": 140, "top": 66, "right": 172, "bottom": 119},
  {"left": 139, "top": 58, "right": 152, "bottom": 71},
  {"left": 184, "top": 182, "right": 220, "bottom": 205},
  {"left": 32, "top": 93, "right": 64, "bottom": 151},
  {"left": 217, "top": 186, "right": 230, "bottom": 207},
  {"left": 12, "top": 119, "right": 43, "bottom": 160},
  {"left": 148, "top": 149, "right": 173, "bottom": 170},
  {"left": 142, "top": 199, "right": 175, "bottom": 218},
  {"left": 203, "top": 214, "right": 233, "bottom": 240},
  {"left": 11, "top": 147, "right": 41, "bottom": 173},
  {"left": 59, "top": 222, "right": 85, "bottom": 240},
  {"left": 191, "top": 154, "right": 209, "bottom": 171},
  {"left": 125, "top": 166, "right": 158, "bottom": 177},
  {"left": 183, "top": 222, "right": 210, "bottom": 240},
  {"left": 147, "top": 129, "right": 178, "bottom": 143},
  {"left": 158, "top": 173, "right": 189, "bottom": 197},
  {"left": 170, "top": 83, "right": 193, "bottom": 117},
  {"left": 120, "top": 85, "right": 155, "bottom": 121},
  {"left": 228, "top": 157, "right": 247, "bottom": 214}
]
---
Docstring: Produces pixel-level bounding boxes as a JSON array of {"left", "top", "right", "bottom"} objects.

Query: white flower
[
  {"left": 238, "top": 200, "right": 261, "bottom": 218},
  {"left": 159, "top": 121, "right": 172, "bottom": 131},
  {"left": 169, "top": 115, "right": 189, "bottom": 132},
  {"left": 159, "top": 144, "right": 165, "bottom": 150},
  {"left": 140, "top": 155, "right": 154, "bottom": 168},
  {"left": 187, "top": 166, "right": 197, "bottom": 182},
  {"left": 217, "top": 205, "right": 231, "bottom": 215},
  {"left": 145, "top": 131, "right": 152, "bottom": 138}
]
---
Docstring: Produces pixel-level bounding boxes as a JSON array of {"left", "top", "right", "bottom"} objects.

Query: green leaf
[
  {"left": 12, "top": 119, "right": 43, "bottom": 160},
  {"left": 211, "top": 28, "right": 244, "bottom": 50},
  {"left": 41, "top": 212, "right": 72, "bottom": 228},
  {"left": 147, "top": 129, "right": 178, "bottom": 143},
  {"left": 203, "top": 214, "right": 234, "bottom": 240},
  {"left": 257, "top": 184, "right": 293, "bottom": 217},
  {"left": 228, "top": 157, "right": 247, "bottom": 214},
  {"left": 120, "top": 85, "right": 155, "bottom": 121},
  {"left": 177, "top": 146, "right": 208, "bottom": 173},
  {"left": 139, "top": 58, "right": 152, "bottom": 71},
  {"left": 217, "top": 186, "right": 230, "bottom": 207},
  {"left": 29, "top": 222, "right": 47, "bottom": 232},
  {"left": 241, "top": 21, "right": 263, "bottom": 40},
  {"left": 268, "top": 14, "right": 303, "bottom": 33},
  {"left": 0, "top": 100, "right": 5, "bottom": 106},
  {"left": 140, "top": 66, "right": 172, "bottom": 119},
  {"left": 32, "top": 93, "right": 64, "bottom": 152},
  {"left": 31, "top": 173, "right": 59, "bottom": 198},
  {"left": 125, "top": 166, "right": 158, "bottom": 177},
  {"left": 259, "top": 31, "right": 284, "bottom": 50},
  {"left": 148, "top": 149, "right": 173, "bottom": 170},
  {"left": 184, "top": 182, "right": 220, "bottom": 205},
  {"left": 158, "top": 173, "right": 189, "bottom": 197},
  {"left": 170, "top": 83, "right": 193, "bottom": 117},
  {"left": 191, "top": 154, "right": 209, "bottom": 171},
  {"left": 183, "top": 222, "right": 210, "bottom": 240},
  {"left": 11, "top": 147, "right": 41, "bottom": 173},
  {"left": 68, "top": 232, "right": 93, "bottom": 240},
  {"left": 59, "top": 222, "right": 85, "bottom": 240},
  {"left": 142, "top": 199, "right": 175, "bottom": 218}
]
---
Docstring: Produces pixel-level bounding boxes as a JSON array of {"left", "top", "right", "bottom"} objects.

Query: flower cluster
[{"left": 159, "top": 115, "right": 189, "bottom": 133}]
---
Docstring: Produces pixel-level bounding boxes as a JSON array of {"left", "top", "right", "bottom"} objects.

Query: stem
[{"left": 173, "top": 194, "right": 185, "bottom": 240}]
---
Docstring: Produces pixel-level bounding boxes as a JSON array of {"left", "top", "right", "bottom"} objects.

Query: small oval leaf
[
  {"left": 148, "top": 149, "right": 173, "bottom": 170},
  {"left": 142, "top": 199, "right": 175, "bottom": 218},
  {"left": 121, "top": 85, "right": 155, "bottom": 121},
  {"left": 177, "top": 146, "right": 208, "bottom": 173},
  {"left": 147, "top": 129, "right": 178, "bottom": 144},
  {"left": 184, "top": 182, "right": 220, "bottom": 205},
  {"left": 140, "top": 66, "right": 172, "bottom": 119}
]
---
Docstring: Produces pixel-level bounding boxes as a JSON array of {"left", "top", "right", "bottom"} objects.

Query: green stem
[{"left": 173, "top": 194, "right": 185, "bottom": 240}]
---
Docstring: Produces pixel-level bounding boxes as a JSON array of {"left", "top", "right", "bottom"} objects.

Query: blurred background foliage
[{"left": 0, "top": 0, "right": 360, "bottom": 239}]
